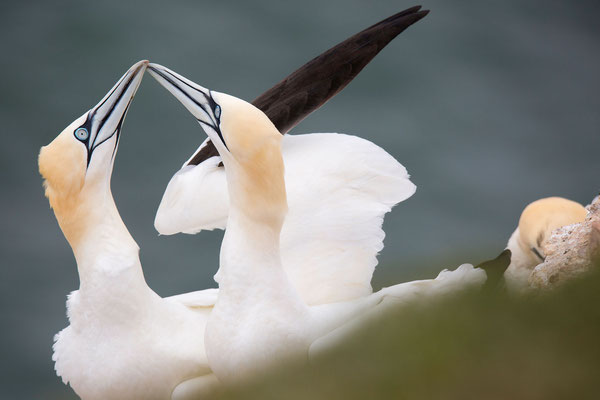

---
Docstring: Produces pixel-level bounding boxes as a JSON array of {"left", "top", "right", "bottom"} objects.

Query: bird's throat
[
  {"left": 49, "top": 186, "right": 141, "bottom": 287},
  {"left": 225, "top": 151, "right": 288, "bottom": 229}
]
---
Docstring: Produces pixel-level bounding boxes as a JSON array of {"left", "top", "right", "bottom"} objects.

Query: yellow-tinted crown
[
  {"left": 39, "top": 115, "right": 88, "bottom": 209},
  {"left": 214, "top": 92, "right": 287, "bottom": 221},
  {"left": 518, "top": 196, "right": 587, "bottom": 255}
]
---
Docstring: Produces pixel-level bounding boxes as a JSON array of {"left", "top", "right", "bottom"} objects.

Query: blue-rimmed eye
[
  {"left": 214, "top": 105, "right": 221, "bottom": 119},
  {"left": 74, "top": 127, "right": 89, "bottom": 141}
]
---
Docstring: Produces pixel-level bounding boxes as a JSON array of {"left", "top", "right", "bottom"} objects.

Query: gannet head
[
  {"left": 516, "top": 197, "right": 587, "bottom": 262},
  {"left": 505, "top": 196, "right": 587, "bottom": 289},
  {"left": 148, "top": 63, "right": 287, "bottom": 223},
  {"left": 39, "top": 60, "right": 147, "bottom": 245}
]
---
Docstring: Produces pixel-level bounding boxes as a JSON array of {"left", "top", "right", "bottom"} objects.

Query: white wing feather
[
  {"left": 155, "top": 138, "right": 228, "bottom": 234},
  {"left": 309, "top": 264, "right": 486, "bottom": 359},
  {"left": 280, "top": 133, "right": 415, "bottom": 304},
  {"left": 155, "top": 133, "right": 416, "bottom": 305}
]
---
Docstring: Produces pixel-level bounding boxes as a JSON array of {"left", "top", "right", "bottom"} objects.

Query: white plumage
[
  {"left": 147, "top": 63, "right": 488, "bottom": 383},
  {"left": 40, "top": 58, "right": 483, "bottom": 396},
  {"left": 156, "top": 132, "right": 415, "bottom": 304},
  {"left": 39, "top": 61, "right": 218, "bottom": 400},
  {"left": 53, "top": 281, "right": 214, "bottom": 400}
]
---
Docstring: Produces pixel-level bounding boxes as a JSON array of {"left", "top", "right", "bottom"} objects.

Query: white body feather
[
  {"left": 206, "top": 193, "right": 486, "bottom": 382},
  {"left": 198, "top": 129, "right": 483, "bottom": 382},
  {"left": 504, "top": 227, "right": 539, "bottom": 291},
  {"left": 156, "top": 133, "right": 416, "bottom": 304},
  {"left": 308, "top": 264, "right": 486, "bottom": 359},
  {"left": 51, "top": 207, "right": 216, "bottom": 400}
]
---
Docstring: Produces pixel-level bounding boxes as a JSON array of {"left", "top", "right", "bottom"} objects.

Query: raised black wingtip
[
  {"left": 187, "top": 6, "right": 429, "bottom": 166},
  {"left": 402, "top": 10, "right": 429, "bottom": 29},
  {"left": 363, "top": 6, "right": 429, "bottom": 38},
  {"left": 383, "top": 6, "right": 429, "bottom": 23},
  {"left": 253, "top": 5, "right": 430, "bottom": 135}
]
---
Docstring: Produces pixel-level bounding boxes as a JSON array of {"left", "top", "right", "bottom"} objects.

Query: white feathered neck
[
  {"left": 214, "top": 116, "right": 294, "bottom": 295},
  {"left": 55, "top": 184, "right": 155, "bottom": 325},
  {"left": 207, "top": 128, "right": 310, "bottom": 381},
  {"left": 39, "top": 132, "right": 152, "bottom": 309}
]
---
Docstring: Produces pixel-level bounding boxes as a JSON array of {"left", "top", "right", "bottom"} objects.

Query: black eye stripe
[
  {"left": 205, "top": 90, "right": 221, "bottom": 127},
  {"left": 531, "top": 247, "right": 545, "bottom": 262},
  {"left": 152, "top": 68, "right": 214, "bottom": 123},
  {"left": 91, "top": 72, "right": 136, "bottom": 150}
]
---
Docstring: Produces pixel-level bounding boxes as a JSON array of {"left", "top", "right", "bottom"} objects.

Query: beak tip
[{"left": 133, "top": 60, "right": 149, "bottom": 73}]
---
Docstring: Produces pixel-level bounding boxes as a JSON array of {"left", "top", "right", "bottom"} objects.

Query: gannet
[
  {"left": 38, "top": 60, "right": 218, "bottom": 400},
  {"left": 505, "top": 197, "right": 587, "bottom": 291},
  {"left": 147, "top": 63, "right": 488, "bottom": 383},
  {"left": 154, "top": 7, "right": 428, "bottom": 304}
]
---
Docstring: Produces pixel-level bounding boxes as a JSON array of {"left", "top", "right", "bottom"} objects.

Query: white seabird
[
  {"left": 147, "top": 63, "right": 489, "bottom": 383},
  {"left": 505, "top": 196, "right": 587, "bottom": 291},
  {"left": 39, "top": 61, "right": 218, "bottom": 400}
]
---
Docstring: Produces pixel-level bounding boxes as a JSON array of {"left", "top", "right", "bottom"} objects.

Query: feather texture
[
  {"left": 309, "top": 264, "right": 487, "bottom": 359},
  {"left": 155, "top": 133, "right": 415, "bottom": 304},
  {"left": 147, "top": 68, "right": 490, "bottom": 384}
]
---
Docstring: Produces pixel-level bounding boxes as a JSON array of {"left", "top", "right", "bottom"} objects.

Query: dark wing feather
[
  {"left": 476, "top": 249, "right": 512, "bottom": 290},
  {"left": 188, "top": 6, "right": 429, "bottom": 165}
]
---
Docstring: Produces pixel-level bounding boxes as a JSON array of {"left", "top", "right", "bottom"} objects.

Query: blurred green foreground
[{"left": 217, "top": 266, "right": 600, "bottom": 400}]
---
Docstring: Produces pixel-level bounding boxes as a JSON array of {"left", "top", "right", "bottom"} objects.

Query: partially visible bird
[
  {"left": 39, "top": 61, "right": 218, "bottom": 400},
  {"left": 147, "top": 63, "right": 489, "bottom": 383},
  {"left": 505, "top": 197, "right": 587, "bottom": 291}
]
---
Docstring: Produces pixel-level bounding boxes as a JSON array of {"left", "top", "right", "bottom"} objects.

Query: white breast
[{"left": 53, "top": 291, "right": 210, "bottom": 400}]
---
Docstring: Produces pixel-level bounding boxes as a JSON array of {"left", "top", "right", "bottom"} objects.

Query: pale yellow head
[
  {"left": 39, "top": 115, "right": 87, "bottom": 206},
  {"left": 39, "top": 115, "right": 91, "bottom": 249},
  {"left": 517, "top": 196, "right": 587, "bottom": 260},
  {"left": 214, "top": 92, "right": 286, "bottom": 217},
  {"left": 39, "top": 60, "right": 147, "bottom": 249}
]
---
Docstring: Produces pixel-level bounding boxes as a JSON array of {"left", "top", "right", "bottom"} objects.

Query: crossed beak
[
  {"left": 83, "top": 60, "right": 148, "bottom": 165},
  {"left": 146, "top": 63, "right": 227, "bottom": 151}
]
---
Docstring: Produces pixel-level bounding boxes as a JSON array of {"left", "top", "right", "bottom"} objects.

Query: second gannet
[
  {"left": 39, "top": 61, "right": 218, "bottom": 400},
  {"left": 154, "top": 7, "right": 428, "bottom": 304},
  {"left": 505, "top": 197, "right": 587, "bottom": 291},
  {"left": 147, "top": 63, "right": 488, "bottom": 383}
]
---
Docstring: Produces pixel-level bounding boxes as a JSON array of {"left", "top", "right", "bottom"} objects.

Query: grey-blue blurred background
[{"left": 1, "top": 1, "right": 598, "bottom": 398}]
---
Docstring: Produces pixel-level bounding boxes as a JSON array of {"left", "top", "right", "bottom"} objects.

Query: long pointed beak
[
  {"left": 147, "top": 63, "right": 216, "bottom": 126},
  {"left": 147, "top": 63, "right": 226, "bottom": 150},
  {"left": 85, "top": 60, "right": 148, "bottom": 161}
]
